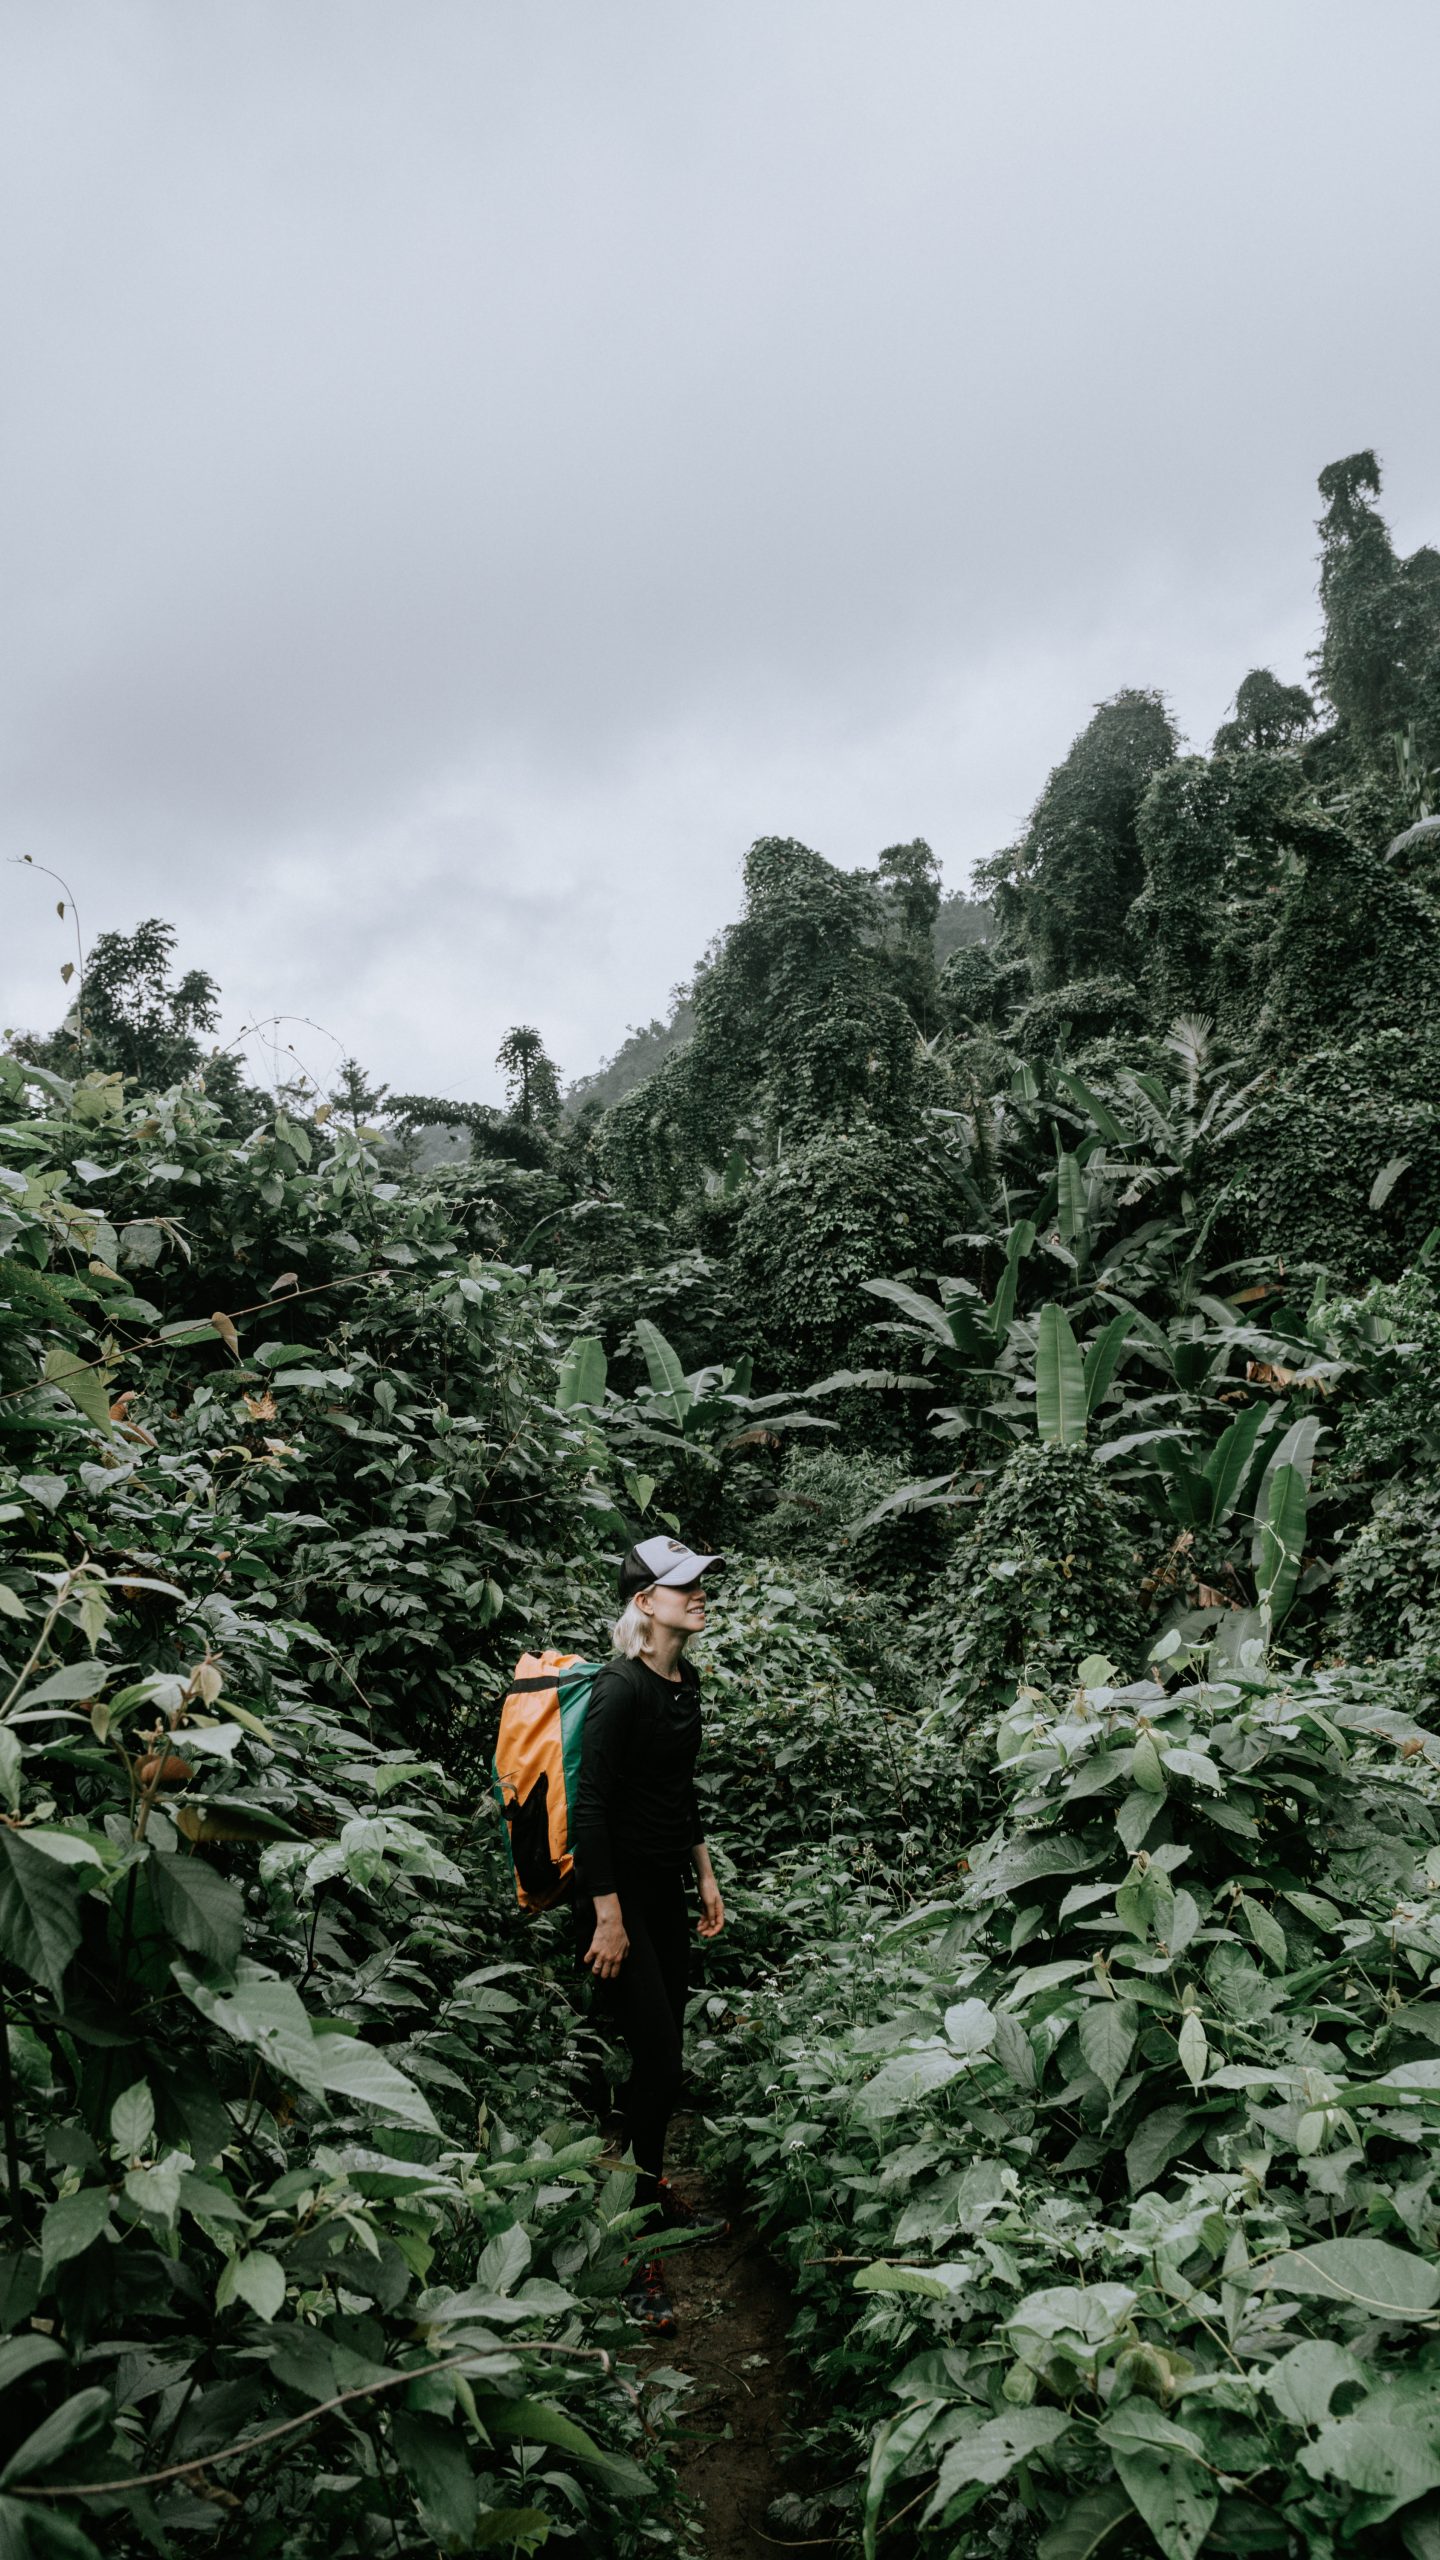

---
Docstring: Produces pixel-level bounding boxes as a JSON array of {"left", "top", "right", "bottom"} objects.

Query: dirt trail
[{"left": 640, "top": 2131, "right": 807, "bottom": 2557}]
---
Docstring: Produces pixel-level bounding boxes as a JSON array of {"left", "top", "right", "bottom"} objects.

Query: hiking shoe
[
  {"left": 655, "top": 2176, "right": 730, "bottom": 2239},
  {"left": 623, "top": 2258, "right": 678, "bottom": 2336}
]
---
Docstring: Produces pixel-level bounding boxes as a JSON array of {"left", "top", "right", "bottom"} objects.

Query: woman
[{"left": 573, "top": 1534, "right": 726, "bottom": 2336}]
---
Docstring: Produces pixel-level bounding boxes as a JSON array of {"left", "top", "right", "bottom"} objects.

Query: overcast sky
[{"left": 3, "top": 2, "right": 1438, "bottom": 1106}]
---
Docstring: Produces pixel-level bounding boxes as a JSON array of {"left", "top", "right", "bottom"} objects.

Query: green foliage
[
  {"left": 1008, "top": 975, "right": 1143, "bottom": 1055},
  {"left": 1337, "top": 1479, "right": 1440, "bottom": 1662},
  {"left": 10, "top": 919, "right": 265, "bottom": 1134},
  {"left": 983, "top": 690, "right": 1179, "bottom": 991},
  {"left": 0, "top": 1063, "right": 670, "bottom": 2558},
  {"left": 936, "top": 1442, "right": 1148, "bottom": 1705},
  {"left": 734, "top": 1127, "right": 949, "bottom": 1380},
  {"left": 1218, "top": 1031, "right": 1440, "bottom": 1277},
  {"left": 495, "top": 1024, "right": 563, "bottom": 1129},
  {"left": 1317, "top": 449, "right": 1440, "bottom": 765},
  {"left": 1213, "top": 666, "right": 1316, "bottom": 756},
  {"left": 707, "top": 1645, "right": 1440, "bottom": 2556}
]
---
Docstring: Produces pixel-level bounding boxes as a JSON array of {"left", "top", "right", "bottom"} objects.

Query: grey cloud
[{"left": 2, "top": 0, "right": 1438, "bottom": 1097}]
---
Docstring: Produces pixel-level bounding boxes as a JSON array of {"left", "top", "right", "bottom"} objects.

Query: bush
[
  {"left": 935, "top": 1441, "right": 1149, "bottom": 1708},
  {"left": 706, "top": 1643, "right": 1440, "bottom": 2556}
]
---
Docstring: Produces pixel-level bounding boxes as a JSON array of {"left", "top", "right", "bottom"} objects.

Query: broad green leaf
[
  {"left": 173, "top": 1959, "right": 325, "bottom": 2094},
  {"left": 856, "top": 2047, "right": 969, "bottom": 2119},
  {"left": 1260, "top": 2340, "right": 1367, "bottom": 2430},
  {"left": 1168, "top": 1889, "right": 1201, "bottom": 1956},
  {"left": 471, "top": 2514, "right": 551, "bottom": 2553},
  {"left": 1257, "top": 1461, "right": 1307, "bottom": 1627},
  {"left": 864, "top": 2402, "right": 946, "bottom": 2560},
  {"left": 992, "top": 2009, "right": 1037, "bottom": 2090},
  {"left": 1369, "top": 1153, "right": 1411, "bottom": 1211},
  {"left": 1055, "top": 1070, "right": 1134, "bottom": 1147},
  {"left": 1125, "top": 2104, "right": 1201, "bottom": 2193},
  {"left": 1177, "top": 2010, "right": 1208, "bottom": 2088},
  {"left": 1056, "top": 1152, "right": 1085, "bottom": 1246},
  {"left": 0, "top": 1584, "right": 27, "bottom": 1621},
  {"left": 942, "top": 1998, "right": 995, "bottom": 2054},
  {"left": 1082, "top": 1311, "right": 1136, "bottom": 1417},
  {"left": 14, "top": 1658, "right": 109, "bottom": 1705},
  {"left": 1203, "top": 1399, "right": 1271, "bottom": 1528},
  {"left": 1131, "top": 1732, "right": 1166, "bottom": 1794},
  {"left": 1242, "top": 1898, "right": 1288, "bottom": 1970},
  {"left": 1076, "top": 1654, "right": 1117, "bottom": 1688},
  {"left": 1159, "top": 1746, "right": 1223, "bottom": 1792},
  {"left": 1035, "top": 1302, "right": 1086, "bottom": 1447},
  {"left": 861, "top": 1275, "right": 963, "bottom": 1347},
  {"left": 109, "top": 2080, "right": 155, "bottom": 2160},
  {"left": 1116, "top": 1788, "right": 1164, "bottom": 1851},
  {"left": 633, "top": 1318, "right": 692, "bottom": 1421},
  {"left": 0, "top": 1828, "right": 87, "bottom": 2001},
  {"left": 924, "top": 2408, "right": 1071, "bottom": 2519},
  {"left": 1102, "top": 2397, "right": 1216, "bottom": 2560},
  {"left": 151, "top": 1855, "right": 245, "bottom": 1967},
  {"left": 477, "top": 2394, "right": 652, "bottom": 2499},
  {"left": 1300, "top": 2416, "right": 1440, "bottom": 2503},
  {"left": 1008, "top": 2284, "right": 1136, "bottom": 2367},
  {"left": 1078, "top": 2000, "right": 1138, "bottom": 2099},
  {"left": 392, "top": 2408, "right": 479, "bottom": 2544},
  {"left": 0, "top": 1729, "right": 18, "bottom": 1813},
  {"left": 0, "top": 2336, "right": 65, "bottom": 2393},
  {"left": 1251, "top": 1414, "right": 1321, "bottom": 1565},
  {"left": 39, "top": 2187, "right": 113, "bottom": 2286},
  {"left": 988, "top": 1220, "right": 1036, "bottom": 1342},
  {"left": 42, "top": 1345, "right": 111, "bottom": 1434},
  {"left": 0, "top": 2386, "right": 113, "bottom": 2487},
  {"left": 854, "top": 2262, "right": 961, "bottom": 2300},
  {"left": 1037, "top": 2483, "right": 1134, "bottom": 2560},
  {"left": 1259, "top": 2238, "right": 1440, "bottom": 2318},
  {"left": 218, "top": 2249, "right": 286, "bottom": 2321},
  {"left": 475, "top": 2222, "right": 531, "bottom": 2296},
  {"left": 556, "top": 1333, "right": 607, "bottom": 1411},
  {"left": 123, "top": 2156, "right": 184, "bottom": 2223},
  {"left": 310, "top": 2030, "right": 440, "bottom": 2132}
]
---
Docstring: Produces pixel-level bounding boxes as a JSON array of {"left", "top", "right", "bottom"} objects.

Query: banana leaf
[
  {"left": 634, "top": 1319, "right": 692, "bottom": 1423},
  {"left": 1083, "top": 1310, "right": 1136, "bottom": 1417},
  {"left": 1035, "top": 1304, "right": 1087, "bottom": 1448},
  {"left": 1257, "top": 1462, "right": 1308, "bottom": 1628}
]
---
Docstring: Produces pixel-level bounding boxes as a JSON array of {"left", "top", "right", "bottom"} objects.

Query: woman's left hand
[{"left": 697, "top": 1877, "right": 726, "bottom": 1939}]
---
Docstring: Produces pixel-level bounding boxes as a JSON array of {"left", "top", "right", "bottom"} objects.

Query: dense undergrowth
[{"left": 6, "top": 446, "right": 1440, "bottom": 2557}]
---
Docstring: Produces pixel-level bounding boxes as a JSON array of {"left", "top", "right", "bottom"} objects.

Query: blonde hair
[{"left": 611, "top": 1594, "right": 656, "bottom": 1658}]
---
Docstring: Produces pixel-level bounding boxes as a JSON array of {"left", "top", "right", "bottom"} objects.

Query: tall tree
[
  {"left": 496, "top": 1024, "right": 563, "bottom": 1127},
  {"left": 1316, "top": 449, "right": 1440, "bottom": 763},
  {"left": 1213, "top": 667, "right": 1315, "bottom": 755},
  {"left": 982, "top": 690, "right": 1178, "bottom": 989}
]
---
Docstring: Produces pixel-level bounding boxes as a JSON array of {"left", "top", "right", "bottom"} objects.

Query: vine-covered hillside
[{"left": 5, "top": 448, "right": 1440, "bottom": 2559}]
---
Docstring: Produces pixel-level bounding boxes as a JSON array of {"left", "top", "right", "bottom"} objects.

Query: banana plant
[
  {"left": 859, "top": 1218, "right": 1037, "bottom": 1377},
  {"left": 1138, "top": 1396, "right": 1281, "bottom": 1534},
  {"left": 555, "top": 1316, "right": 833, "bottom": 1506}
]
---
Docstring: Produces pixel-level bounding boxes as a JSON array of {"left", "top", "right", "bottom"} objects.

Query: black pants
[{"left": 576, "top": 1861, "right": 689, "bottom": 2209}]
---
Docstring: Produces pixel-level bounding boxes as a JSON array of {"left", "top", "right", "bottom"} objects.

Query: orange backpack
[{"left": 491, "top": 1650, "right": 604, "bottom": 1910}]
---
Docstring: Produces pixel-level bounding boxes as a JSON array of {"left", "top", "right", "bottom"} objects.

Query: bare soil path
[{"left": 638, "top": 2133, "right": 807, "bottom": 2558}]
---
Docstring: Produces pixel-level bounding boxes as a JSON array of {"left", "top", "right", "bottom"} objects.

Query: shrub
[{"left": 935, "top": 1441, "right": 1149, "bottom": 1708}]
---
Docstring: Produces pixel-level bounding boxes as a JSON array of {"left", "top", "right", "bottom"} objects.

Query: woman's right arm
[{"left": 575, "top": 1666, "right": 634, "bottom": 1978}]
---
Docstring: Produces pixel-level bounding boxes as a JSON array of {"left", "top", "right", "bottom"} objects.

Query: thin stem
[
  {"left": 10, "top": 2342, "right": 632, "bottom": 2500},
  {"left": 0, "top": 1272, "right": 392, "bottom": 1409},
  {"left": 0, "top": 1996, "right": 24, "bottom": 2236}
]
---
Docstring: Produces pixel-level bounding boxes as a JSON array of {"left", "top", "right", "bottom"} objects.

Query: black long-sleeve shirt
[{"left": 573, "top": 1653, "right": 704, "bottom": 1896}]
